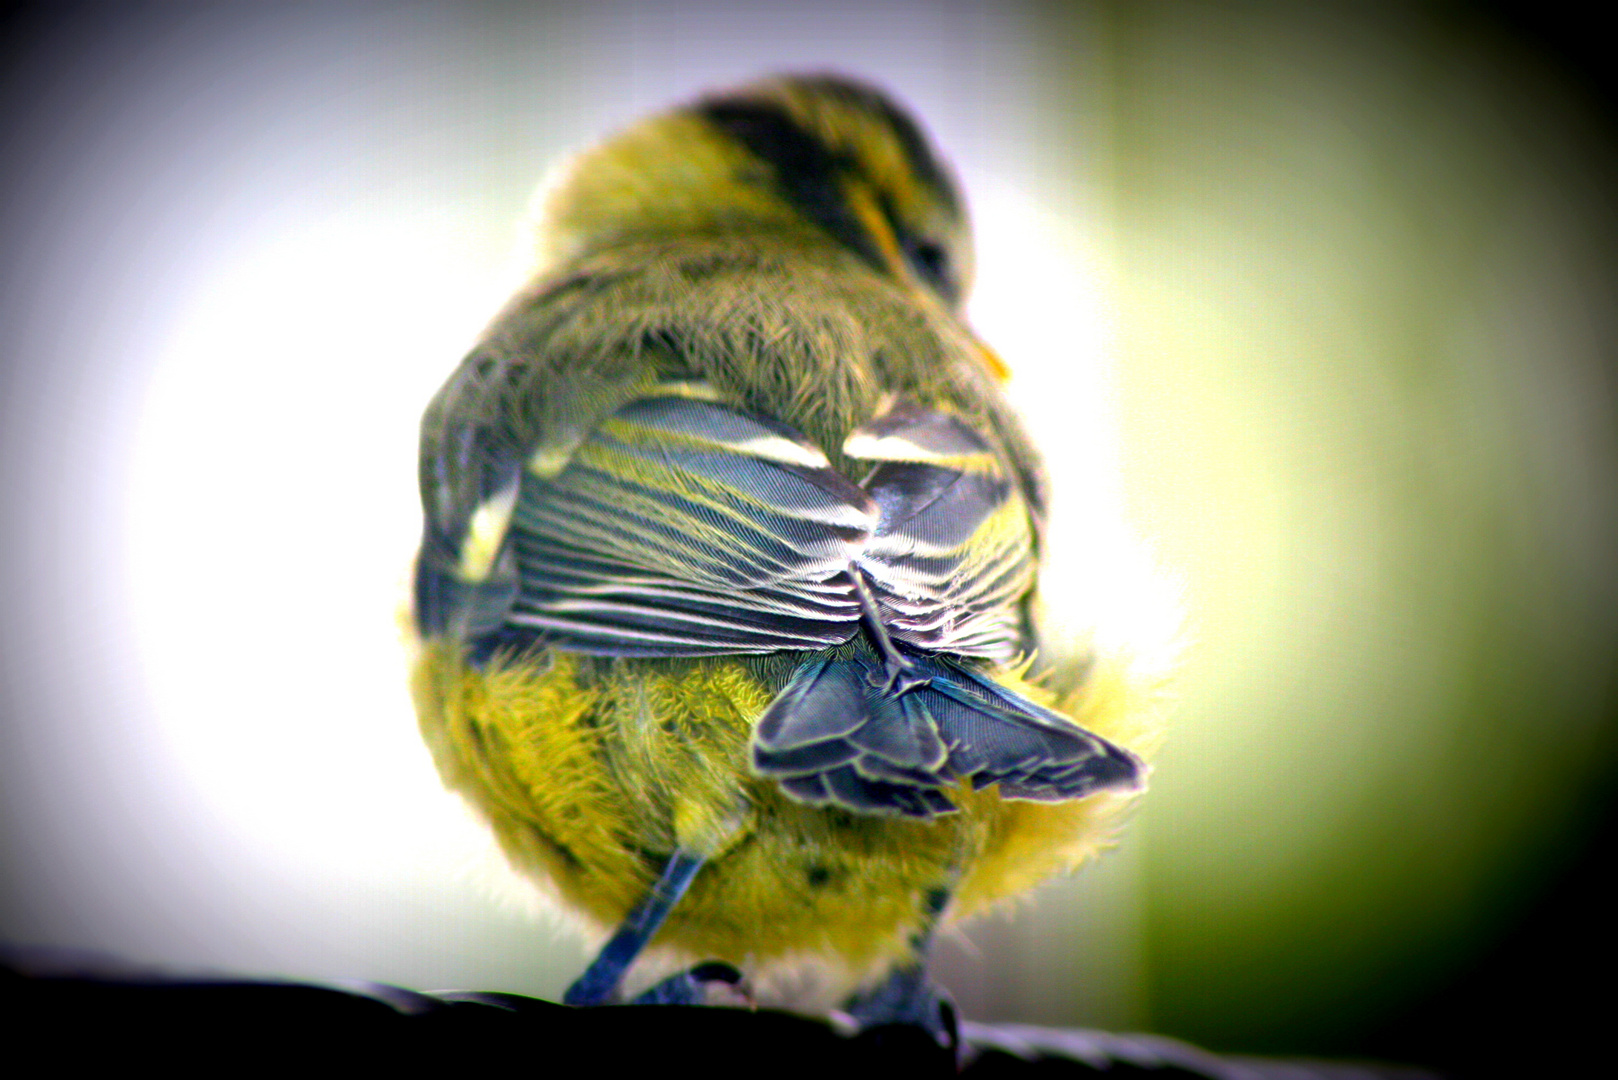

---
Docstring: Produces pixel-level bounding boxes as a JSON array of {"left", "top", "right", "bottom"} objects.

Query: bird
[{"left": 408, "top": 73, "right": 1164, "bottom": 1042}]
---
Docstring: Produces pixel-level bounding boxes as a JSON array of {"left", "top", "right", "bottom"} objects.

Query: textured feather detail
[
  {"left": 846, "top": 404, "right": 1037, "bottom": 661},
  {"left": 414, "top": 548, "right": 521, "bottom": 642},
  {"left": 503, "top": 394, "right": 878, "bottom": 656},
  {"left": 414, "top": 462, "right": 524, "bottom": 641},
  {"left": 421, "top": 393, "right": 1043, "bottom": 668},
  {"left": 752, "top": 657, "right": 1144, "bottom": 818},
  {"left": 842, "top": 398, "right": 1003, "bottom": 469}
]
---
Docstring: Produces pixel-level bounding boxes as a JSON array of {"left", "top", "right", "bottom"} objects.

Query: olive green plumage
[{"left": 409, "top": 73, "right": 1164, "bottom": 1008}]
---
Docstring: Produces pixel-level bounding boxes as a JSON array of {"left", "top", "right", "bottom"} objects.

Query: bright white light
[
  {"left": 122, "top": 209, "right": 518, "bottom": 885},
  {"left": 971, "top": 183, "right": 1183, "bottom": 674}
]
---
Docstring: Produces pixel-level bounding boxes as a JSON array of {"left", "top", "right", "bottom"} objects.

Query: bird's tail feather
[{"left": 751, "top": 656, "right": 1144, "bottom": 818}]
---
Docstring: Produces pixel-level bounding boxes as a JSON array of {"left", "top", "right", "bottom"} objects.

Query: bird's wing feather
[
  {"left": 845, "top": 402, "right": 1037, "bottom": 662},
  {"left": 498, "top": 393, "right": 877, "bottom": 656}
]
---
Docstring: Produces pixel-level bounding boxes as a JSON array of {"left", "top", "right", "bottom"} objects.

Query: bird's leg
[
  {"left": 563, "top": 850, "right": 708, "bottom": 1006},
  {"left": 841, "top": 881, "right": 959, "bottom": 1050},
  {"left": 851, "top": 571, "right": 929, "bottom": 695}
]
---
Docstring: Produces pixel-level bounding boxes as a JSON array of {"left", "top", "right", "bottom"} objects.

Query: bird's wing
[
  {"left": 417, "top": 387, "right": 1037, "bottom": 668},
  {"left": 845, "top": 401, "right": 1037, "bottom": 663},
  {"left": 747, "top": 403, "right": 1131, "bottom": 818},
  {"left": 422, "top": 389, "right": 879, "bottom": 657}
]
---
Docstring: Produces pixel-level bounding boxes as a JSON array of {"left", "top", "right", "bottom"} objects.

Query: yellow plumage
[
  {"left": 413, "top": 644, "right": 1160, "bottom": 979},
  {"left": 408, "top": 74, "right": 1168, "bottom": 1024}
]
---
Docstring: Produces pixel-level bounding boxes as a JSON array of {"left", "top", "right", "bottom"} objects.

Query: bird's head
[{"left": 536, "top": 74, "right": 975, "bottom": 313}]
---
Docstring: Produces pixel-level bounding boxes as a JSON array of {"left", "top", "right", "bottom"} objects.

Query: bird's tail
[{"left": 751, "top": 656, "right": 1144, "bottom": 818}]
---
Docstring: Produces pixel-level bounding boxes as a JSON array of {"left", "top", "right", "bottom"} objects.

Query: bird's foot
[
  {"left": 839, "top": 963, "right": 958, "bottom": 1050},
  {"left": 632, "top": 961, "right": 750, "bottom": 1006}
]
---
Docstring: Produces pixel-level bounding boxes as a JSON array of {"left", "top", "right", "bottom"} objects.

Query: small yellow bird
[{"left": 409, "top": 74, "right": 1161, "bottom": 1038}]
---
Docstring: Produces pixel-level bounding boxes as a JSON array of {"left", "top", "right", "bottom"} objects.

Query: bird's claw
[
  {"left": 840, "top": 964, "right": 959, "bottom": 1051},
  {"left": 631, "top": 960, "right": 751, "bottom": 1006}
]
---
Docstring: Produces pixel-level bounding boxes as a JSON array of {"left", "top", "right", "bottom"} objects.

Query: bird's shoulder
[
  {"left": 425, "top": 237, "right": 1043, "bottom": 520},
  {"left": 453, "top": 241, "right": 984, "bottom": 440}
]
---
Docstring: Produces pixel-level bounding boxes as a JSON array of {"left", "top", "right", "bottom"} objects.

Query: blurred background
[{"left": 3, "top": 3, "right": 1614, "bottom": 1075}]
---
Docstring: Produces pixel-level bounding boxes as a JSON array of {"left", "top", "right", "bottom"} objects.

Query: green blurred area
[{"left": 1070, "top": 3, "right": 1617, "bottom": 1055}]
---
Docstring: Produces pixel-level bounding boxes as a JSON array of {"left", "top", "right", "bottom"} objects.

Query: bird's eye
[{"left": 905, "top": 239, "right": 956, "bottom": 302}]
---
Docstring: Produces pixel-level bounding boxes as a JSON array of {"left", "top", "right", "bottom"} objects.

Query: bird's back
[{"left": 412, "top": 235, "right": 1153, "bottom": 990}]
